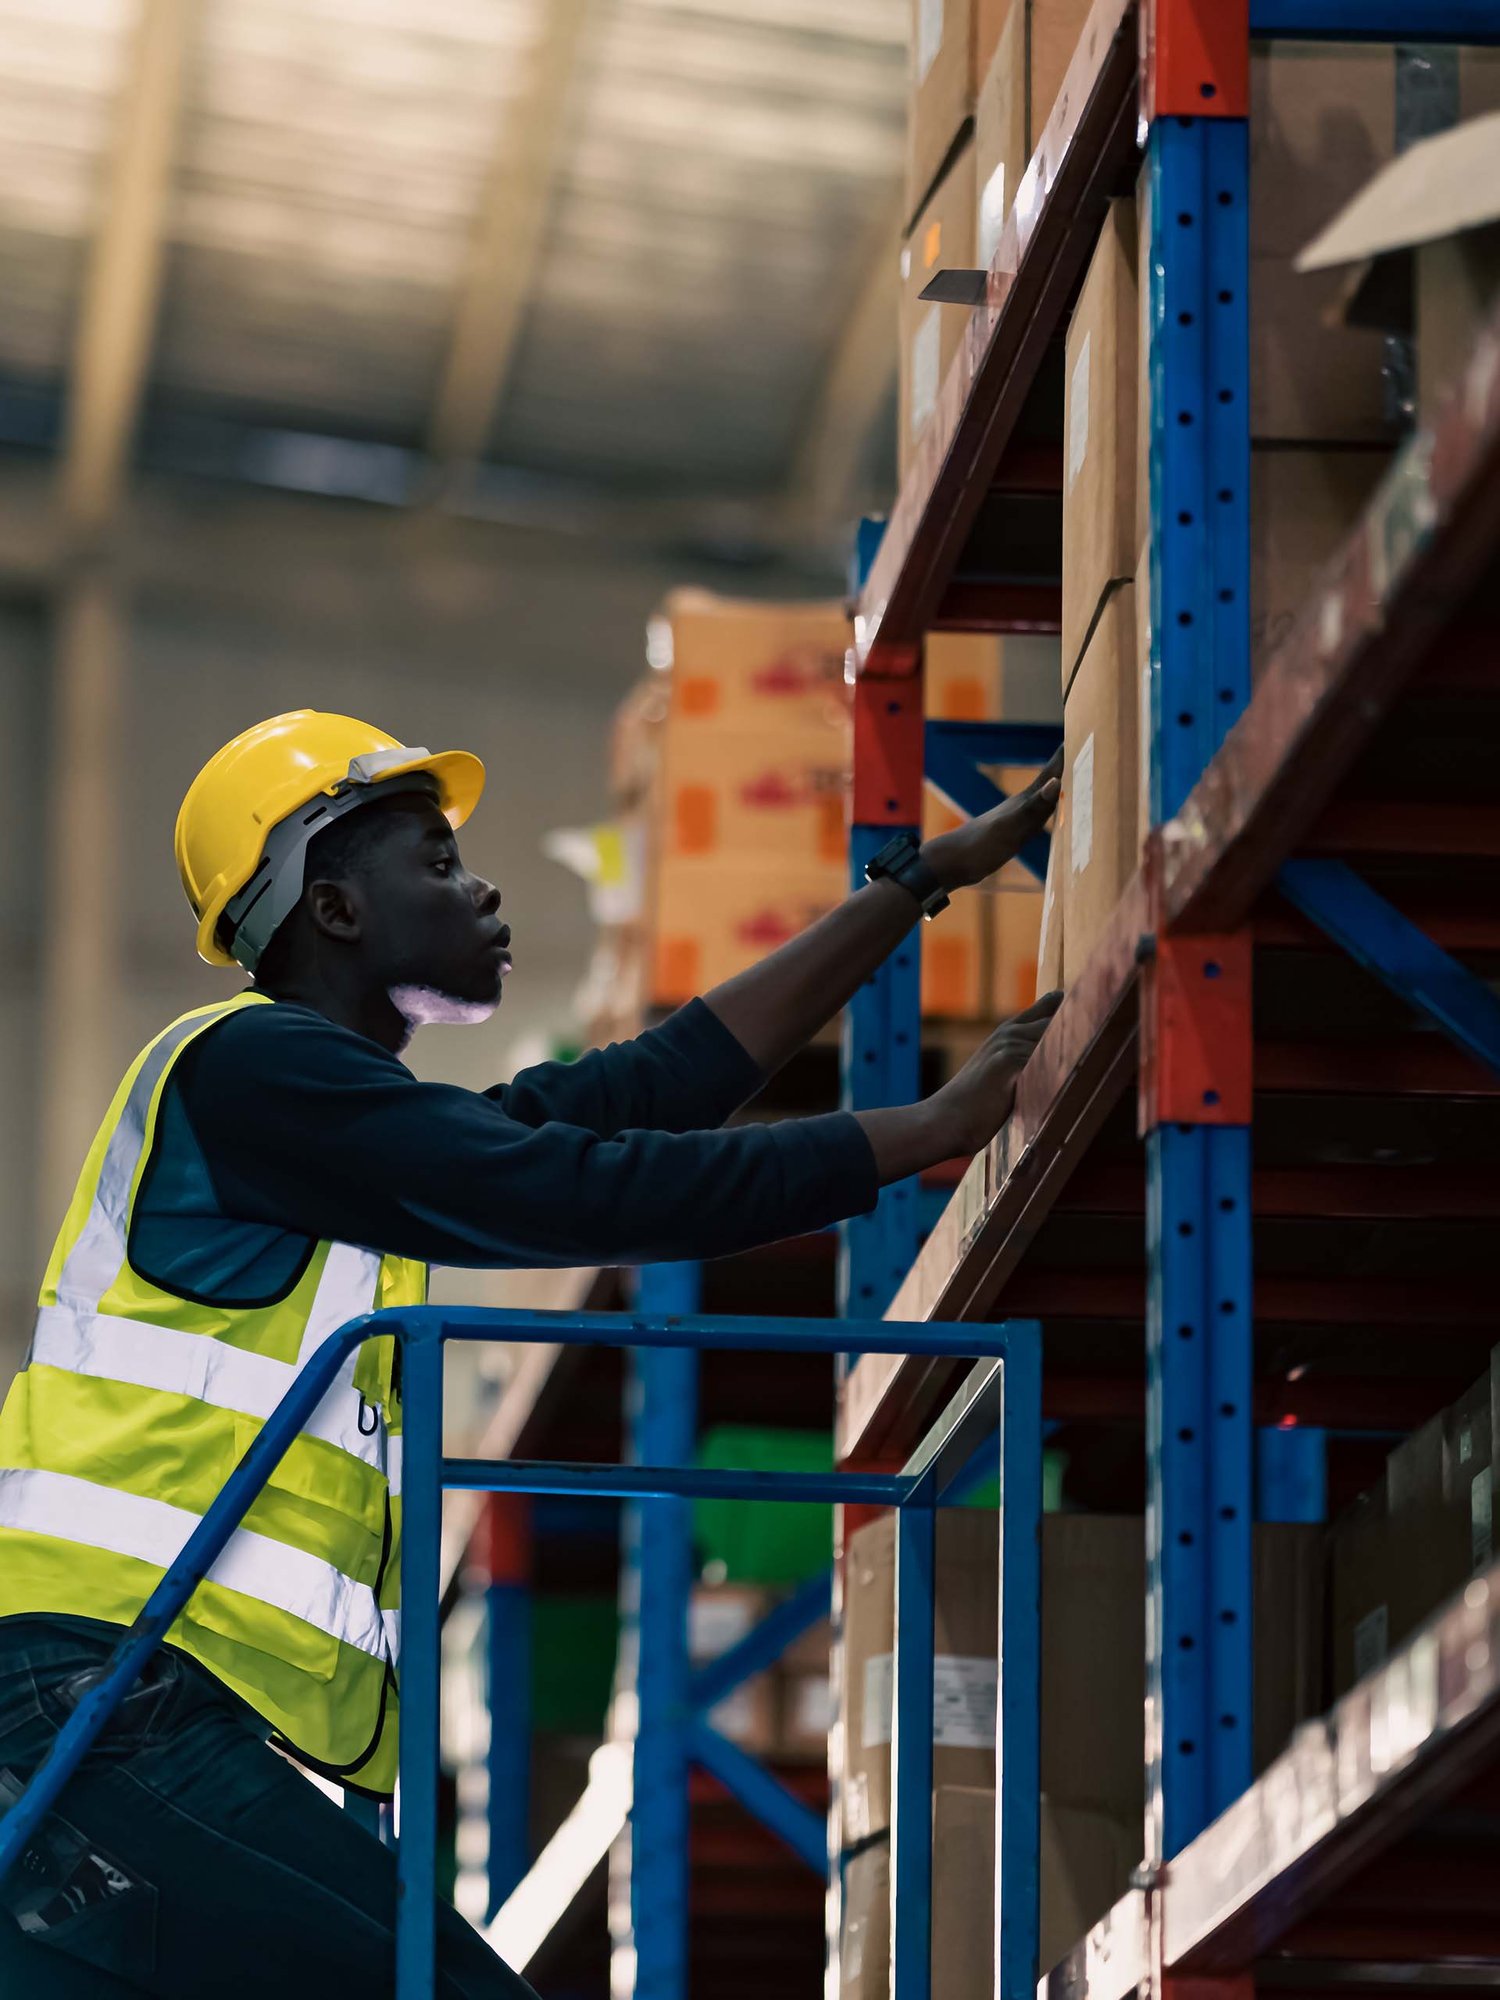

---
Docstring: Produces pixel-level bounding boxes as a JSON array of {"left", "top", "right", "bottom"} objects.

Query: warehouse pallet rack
[
  {"left": 836, "top": 1, "right": 1500, "bottom": 2000},
  {"left": 9, "top": 10, "right": 1500, "bottom": 2000}
]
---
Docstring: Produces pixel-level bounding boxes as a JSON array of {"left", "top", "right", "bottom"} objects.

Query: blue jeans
[{"left": 0, "top": 1616, "right": 540, "bottom": 1998}]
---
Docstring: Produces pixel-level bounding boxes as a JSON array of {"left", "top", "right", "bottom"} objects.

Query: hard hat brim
[{"left": 193, "top": 745, "right": 487, "bottom": 968}]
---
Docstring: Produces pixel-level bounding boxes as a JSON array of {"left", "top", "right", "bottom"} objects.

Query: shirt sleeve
[
  {"left": 491, "top": 998, "right": 764, "bottom": 1137},
  {"left": 180, "top": 1003, "right": 878, "bottom": 1270}
]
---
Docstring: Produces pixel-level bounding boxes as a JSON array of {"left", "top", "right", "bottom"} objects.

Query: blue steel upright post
[
  {"left": 1139, "top": 0, "right": 1256, "bottom": 1867},
  {"left": 612, "top": 1260, "right": 702, "bottom": 2000}
]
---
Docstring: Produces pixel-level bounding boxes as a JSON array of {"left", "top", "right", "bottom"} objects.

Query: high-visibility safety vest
[{"left": 0, "top": 992, "right": 425, "bottom": 1795}]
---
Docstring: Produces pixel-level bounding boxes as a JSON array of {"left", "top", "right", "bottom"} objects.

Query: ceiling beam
[
  {"left": 60, "top": 0, "right": 196, "bottom": 535},
  {"left": 426, "top": 0, "right": 592, "bottom": 481},
  {"left": 779, "top": 189, "right": 902, "bottom": 540}
]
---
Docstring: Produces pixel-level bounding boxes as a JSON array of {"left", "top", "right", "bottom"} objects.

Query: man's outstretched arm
[{"left": 704, "top": 751, "right": 1061, "bottom": 1075}]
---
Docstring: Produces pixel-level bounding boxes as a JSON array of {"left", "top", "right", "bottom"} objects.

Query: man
[{"left": 0, "top": 709, "right": 1060, "bottom": 1995}]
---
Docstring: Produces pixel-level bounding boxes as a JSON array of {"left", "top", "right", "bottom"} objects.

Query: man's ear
[{"left": 304, "top": 877, "right": 362, "bottom": 944}]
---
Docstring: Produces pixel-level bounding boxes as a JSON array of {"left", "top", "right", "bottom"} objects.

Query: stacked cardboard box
[
  {"left": 1297, "top": 108, "right": 1500, "bottom": 432},
  {"left": 923, "top": 632, "right": 1048, "bottom": 1019},
  {"left": 901, "top": 2, "right": 1095, "bottom": 476},
  {"left": 906, "top": 0, "right": 1015, "bottom": 226},
  {"left": 900, "top": 139, "right": 978, "bottom": 479},
  {"left": 840, "top": 1785, "right": 997, "bottom": 2000},
  {"left": 588, "top": 593, "right": 850, "bottom": 1037},
  {"left": 840, "top": 1509, "right": 1326, "bottom": 1986},
  {"left": 1331, "top": 1346, "right": 1499, "bottom": 1695},
  {"left": 1055, "top": 198, "right": 1142, "bottom": 986},
  {"left": 691, "top": 1585, "right": 837, "bottom": 1763},
  {"left": 974, "top": 0, "right": 1097, "bottom": 271}
]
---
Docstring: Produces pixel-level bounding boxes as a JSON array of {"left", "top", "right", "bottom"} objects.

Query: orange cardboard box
[
  {"left": 651, "top": 855, "right": 845, "bottom": 1009},
  {"left": 922, "top": 791, "right": 987, "bottom": 1019},
  {"left": 925, "top": 630, "right": 1003, "bottom": 721},
  {"left": 660, "top": 724, "right": 849, "bottom": 866},
  {"left": 991, "top": 884, "right": 1044, "bottom": 1018},
  {"left": 658, "top": 590, "right": 851, "bottom": 731}
]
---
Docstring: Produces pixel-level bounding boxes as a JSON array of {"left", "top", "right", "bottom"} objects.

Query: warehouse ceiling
[{"left": 0, "top": 0, "right": 907, "bottom": 536}]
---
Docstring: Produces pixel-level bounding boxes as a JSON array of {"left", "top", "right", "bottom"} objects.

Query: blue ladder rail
[{"left": 0, "top": 1303, "right": 1041, "bottom": 2000}]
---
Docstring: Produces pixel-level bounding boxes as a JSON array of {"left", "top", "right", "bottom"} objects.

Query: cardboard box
[
  {"left": 923, "top": 790, "right": 989, "bottom": 1019},
  {"left": 1135, "top": 46, "right": 1398, "bottom": 451},
  {"left": 651, "top": 854, "right": 845, "bottom": 1007},
  {"left": 1250, "top": 447, "right": 1390, "bottom": 668},
  {"left": 1332, "top": 1349, "right": 1500, "bottom": 1695},
  {"left": 974, "top": 0, "right": 1096, "bottom": 270},
  {"left": 906, "top": 0, "right": 1014, "bottom": 226},
  {"left": 1331, "top": 1483, "right": 1390, "bottom": 1697},
  {"left": 1041, "top": 1516, "right": 1145, "bottom": 1823},
  {"left": 777, "top": 1668, "right": 835, "bottom": 1763},
  {"left": 1039, "top": 1799, "right": 1139, "bottom": 1975},
  {"left": 1003, "top": 632, "right": 1065, "bottom": 722},
  {"left": 926, "top": 630, "right": 1003, "bottom": 720},
  {"left": 1062, "top": 584, "right": 1139, "bottom": 987},
  {"left": 931, "top": 1786, "right": 997, "bottom": 1999},
  {"left": 1043, "top": 1516, "right": 1321, "bottom": 1809},
  {"left": 991, "top": 885, "right": 1044, "bottom": 1018},
  {"left": 1297, "top": 111, "right": 1500, "bottom": 426},
  {"left": 1255, "top": 1524, "right": 1326, "bottom": 1772},
  {"left": 1036, "top": 790, "right": 1065, "bottom": 997},
  {"left": 690, "top": 1585, "right": 779, "bottom": 1754},
  {"left": 840, "top": 1840, "right": 890, "bottom": 2000},
  {"left": 1063, "top": 200, "right": 1139, "bottom": 687},
  {"left": 840, "top": 1510, "right": 999, "bottom": 1843},
  {"left": 839, "top": 1788, "right": 997, "bottom": 2000},
  {"left": 659, "top": 725, "right": 848, "bottom": 865},
  {"left": 658, "top": 590, "right": 851, "bottom": 731},
  {"left": 901, "top": 140, "right": 978, "bottom": 478},
  {"left": 1249, "top": 40, "right": 1395, "bottom": 261}
]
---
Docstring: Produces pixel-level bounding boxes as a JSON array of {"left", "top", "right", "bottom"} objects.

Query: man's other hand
[{"left": 930, "top": 989, "right": 1064, "bottom": 1154}]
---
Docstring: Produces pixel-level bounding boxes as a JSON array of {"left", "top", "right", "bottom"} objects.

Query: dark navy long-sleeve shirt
[{"left": 128, "top": 997, "right": 879, "bottom": 1304}]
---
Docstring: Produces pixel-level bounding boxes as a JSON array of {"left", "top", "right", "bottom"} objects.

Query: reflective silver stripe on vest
[
  {"left": 29, "top": 1307, "right": 383, "bottom": 1476},
  {"left": 53, "top": 1007, "right": 229, "bottom": 1312},
  {"left": 0, "top": 1467, "right": 387, "bottom": 1661}
]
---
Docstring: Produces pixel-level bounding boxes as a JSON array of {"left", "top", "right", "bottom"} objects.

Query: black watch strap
[{"left": 864, "top": 832, "right": 950, "bottom": 920}]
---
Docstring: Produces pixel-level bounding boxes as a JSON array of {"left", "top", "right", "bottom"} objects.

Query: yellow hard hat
[{"left": 176, "top": 710, "right": 485, "bottom": 970}]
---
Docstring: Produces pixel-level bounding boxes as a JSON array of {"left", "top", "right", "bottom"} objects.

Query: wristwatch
[{"left": 863, "top": 832, "right": 950, "bottom": 920}]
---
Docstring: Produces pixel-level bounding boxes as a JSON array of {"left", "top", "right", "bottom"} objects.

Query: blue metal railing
[{"left": 0, "top": 1303, "right": 1041, "bottom": 2000}]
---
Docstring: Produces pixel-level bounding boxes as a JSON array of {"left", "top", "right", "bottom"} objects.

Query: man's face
[{"left": 349, "top": 797, "right": 510, "bottom": 1009}]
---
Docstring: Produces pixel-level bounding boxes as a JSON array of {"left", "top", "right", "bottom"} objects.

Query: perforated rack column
[{"left": 1139, "top": 0, "right": 1256, "bottom": 1864}]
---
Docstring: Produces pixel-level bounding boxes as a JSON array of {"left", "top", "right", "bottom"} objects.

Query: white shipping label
[
  {"left": 917, "top": 0, "right": 943, "bottom": 84},
  {"left": 860, "top": 1652, "right": 997, "bottom": 1750},
  {"left": 1474, "top": 1470, "right": 1493, "bottom": 1572},
  {"left": 978, "top": 162, "right": 1007, "bottom": 271},
  {"left": 911, "top": 307, "right": 942, "bottom": 442},
  {"left": 932, "top": 1656, "right": 997, "bottom": 1749},
  {"left": 1070, "top": 734, "right": 1096, "bottom": 876},
  {"left": 1067, "top": 332, "right": 1091, "bottom": 492},
  {"left": 1353, "top": 1604, "right": 1389, "bottom": 1681}
]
